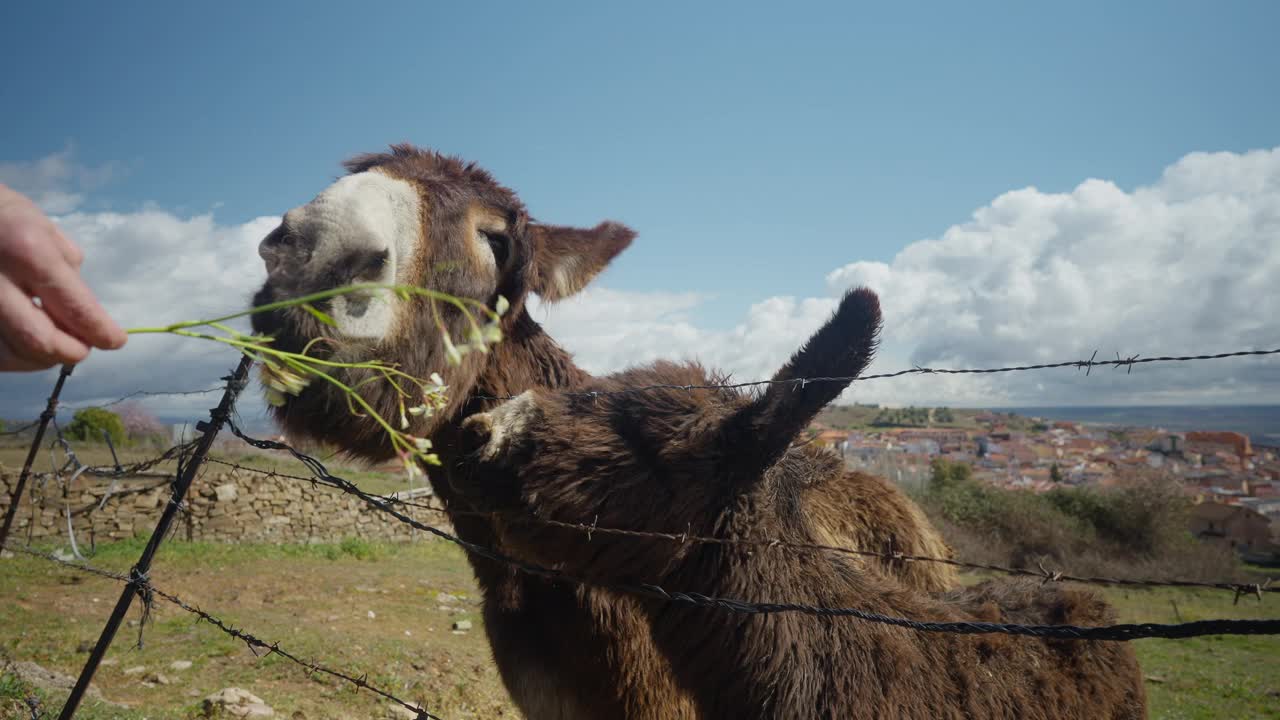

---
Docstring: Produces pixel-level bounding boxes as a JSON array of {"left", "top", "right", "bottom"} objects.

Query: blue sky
[
  {"left": 2, "top": 1, "right": 1278, "bottom": 416},
  {"left": 5, "top": 1, "right": 1277, "bottom": 316}
]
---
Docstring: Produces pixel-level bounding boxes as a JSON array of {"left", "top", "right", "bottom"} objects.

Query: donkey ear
[{"left": 527, "top": 221, "right": 635, "bottom": 302}]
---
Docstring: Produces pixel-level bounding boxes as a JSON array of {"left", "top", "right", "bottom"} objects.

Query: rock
[
  {"left": 133, "top": 490, "right": 160, "bottom": 509},
  {"left": 214, "top": 484, "right": 239, "bottom": 503},
  {"left": 123, "top": 665, "right": 147, "bottom": 675},
  {"left": 8, "top": 661, "right": 118, "bottom": 705},
  {"left": 203, "top": 687, "right": 274, "bottom": 718},
  {"left": 143, "top": 672, "right": 171, "bottom": 686},
  {"left": 367, "top": 610, "right": 377, "bottom": 620},
  {"left": 387, "top": 704, "right": 426, "bottom": 719},
  {"left": 451, "top": 620, "right": 472, "bottom": 632},
  {"left": 436, "top": 592, "right": 459, "bottom": 605},
  {"left": 170, "top": 660, "right": 194, "bottom": 671},
  {"left": 76, "top": 640, "right": 94, "bottom": 653}
]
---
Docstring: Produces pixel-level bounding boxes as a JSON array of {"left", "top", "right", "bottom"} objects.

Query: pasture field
[{"left": 1, "top": 537, "right": 1277, "bottom": 719}]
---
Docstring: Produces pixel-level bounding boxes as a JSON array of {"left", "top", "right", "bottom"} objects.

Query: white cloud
[
  {"left": 544, "top": 147, "right": 1280, "bottom": 407},
  {"left": 4, "top": 147, "right": 1278, "bottom": 426},
  {"left": 0, "top": 146, "right": 116, "bottom": 214},
  {"left": 0, "top": 151, "right": 278, "bottom": 422},
  {"left": 40, "top": 209, "right": 280, "bottom": 415}
]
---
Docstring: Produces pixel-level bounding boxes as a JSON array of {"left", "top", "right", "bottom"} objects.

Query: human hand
[{"left": 0, "top": 183, "right": 127, "bottom": 371}]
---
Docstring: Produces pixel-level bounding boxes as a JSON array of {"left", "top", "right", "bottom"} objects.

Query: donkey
[
  {"left": 455, "top": 287, "right": 1148, "bottom": 720},
  {"left": 250, "top": 144, "right": 959, "bottom": 718}
]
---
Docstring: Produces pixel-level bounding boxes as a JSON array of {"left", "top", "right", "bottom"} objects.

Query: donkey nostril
[{"left": 259, "top": 224, "right": 316, "bottom": 274}]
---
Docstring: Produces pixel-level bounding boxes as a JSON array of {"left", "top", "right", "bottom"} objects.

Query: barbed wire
[
  {"left": 0, "top": 543, "right": 442, "bottom": 720},
  {"left": 202, "top": 458, "right": 1277, "bottom": 602},
  {"left": 474, "top": 347, "right": 1280, "bottom": 401},
  {"left": 57, "top": 386, "right": 225, "bottom": 412},
  {"left": 2, "top": 386, "right": 225, "bottom": 439},
  {"left": 33, "top": 429, "right": 196, "bottom": 481},
  {"left": 220, "top": 424, "right": 1280, "bottom": 641},
  {"left": 0, "top": 421, "right": 40, "bottom": 438}
]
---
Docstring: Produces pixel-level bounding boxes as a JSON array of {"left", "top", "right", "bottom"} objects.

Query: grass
[
  {"left": 1109, "top": 587, "right": 1280, "bottom": 719},
  {"left": 1, "top": 539, "right": 512, "bottom": 719},
  {"left": 2, "top": 536, "right": 1277, "bottom": 719}
]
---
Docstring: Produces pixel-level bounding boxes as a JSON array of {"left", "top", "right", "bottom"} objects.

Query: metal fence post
[
  {"left": 57, "top": 356, "right": 252, "bottom": 719},
  {"left": 0, "top": 364, "right": 74, "bottom": 550}
]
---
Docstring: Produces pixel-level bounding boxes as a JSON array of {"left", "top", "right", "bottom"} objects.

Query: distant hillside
[{"left": 817, "top": 405, "right": 1039, "bottom": 432}]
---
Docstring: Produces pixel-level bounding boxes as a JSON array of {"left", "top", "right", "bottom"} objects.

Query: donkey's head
[{"left": 250, "top": 144, "right": 634, "bottom": 457}]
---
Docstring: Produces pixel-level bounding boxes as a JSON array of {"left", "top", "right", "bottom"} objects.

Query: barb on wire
[
  {"left": 204, "top": 457, "right": 1278, "bottom": 600},
  {"left": 220, "top": 425, "right": 1280, "bottom": 641},
  {"left": 1, "top": 543, "right": 442, "bottom": 720},
  {"left": 474, "top": 347, "right": 1280, "bottom": 401}
]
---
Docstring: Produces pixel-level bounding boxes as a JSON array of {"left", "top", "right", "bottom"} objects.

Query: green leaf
[{"left": 301, "top": 303, "right": 337, "bottom": 327}]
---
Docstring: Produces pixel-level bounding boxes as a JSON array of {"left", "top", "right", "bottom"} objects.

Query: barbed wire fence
[
  {"left": 199, "top": 456, "right": 1278, "bottom": 602},
  {"left": 472, "top": 347, "right": 1280, "bottom": 400},
  {"left": 1, "top": 346, "right": 1279, "bottom": 718}
]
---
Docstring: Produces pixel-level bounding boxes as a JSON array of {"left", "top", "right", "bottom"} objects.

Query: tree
[
  {"left": 929, "top": 458, "right": 972, "bottom": 492},
  {"left": 116, "top": 401, "right": 166, "bottom": 442},
  {"left": 66, "top": 407, "right": 126, "bottom": 446},
  {"left": 1050, "top": 463, "right": 1064, "bottom": 483}
]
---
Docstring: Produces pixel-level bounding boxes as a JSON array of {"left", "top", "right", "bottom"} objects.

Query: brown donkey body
[
  {"left": 247, "top": 145, "right": 1035, "bottom": 718},
  {"left": 457, "top": 288, "right": 1147, "bottom": 719}
]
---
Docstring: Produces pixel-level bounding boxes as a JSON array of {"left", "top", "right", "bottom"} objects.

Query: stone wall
[{"left": 0, "top": 464, "right": 448, "bottom": 545}]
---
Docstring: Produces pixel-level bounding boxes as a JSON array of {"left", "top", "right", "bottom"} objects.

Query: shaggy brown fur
[
  {"left": 249, "top": 145, "right": 969, "bottom": 719},
  {"left": 455, "top": 288, "right": 1148, "bottom": 719}
]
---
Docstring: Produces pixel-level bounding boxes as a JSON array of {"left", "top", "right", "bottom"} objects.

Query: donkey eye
[{"left": 480, "top": 230, "right": 510, "bottom": 268}]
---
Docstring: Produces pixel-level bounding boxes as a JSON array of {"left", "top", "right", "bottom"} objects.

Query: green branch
[{"left": 123, "top": 283, "right": 506, "bottom": 475}]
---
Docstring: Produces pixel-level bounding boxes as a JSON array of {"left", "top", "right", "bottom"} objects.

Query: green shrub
[
  {"left": 919, "top": 463, "right": 1236, "bottom": 580},
  {"left": 928, "top": 458, "right": 972, "bottom": 491},
  {"left": 65, "top": 407, "right": 126, "bottom": 446}
]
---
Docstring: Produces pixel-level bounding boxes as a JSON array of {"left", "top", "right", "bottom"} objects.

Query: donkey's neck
[{"left": 472, "top": 310, "right": 591, "bottom": 402}]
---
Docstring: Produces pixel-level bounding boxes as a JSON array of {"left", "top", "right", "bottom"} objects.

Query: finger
[
  {"left": 49, "top": 223, "right": 85, "bottom": 268},
  {"left": 0, "top": 333, "right": 54, "bottom": 371},
  {"left": 0, "top": 186, "right": 82, "bottom": 267},
  {"left": 0, "top": 275, "right": 91, "bottom": 366},
  {"left": 24, "top": 261, "right": 127, "bottom": 351}
]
